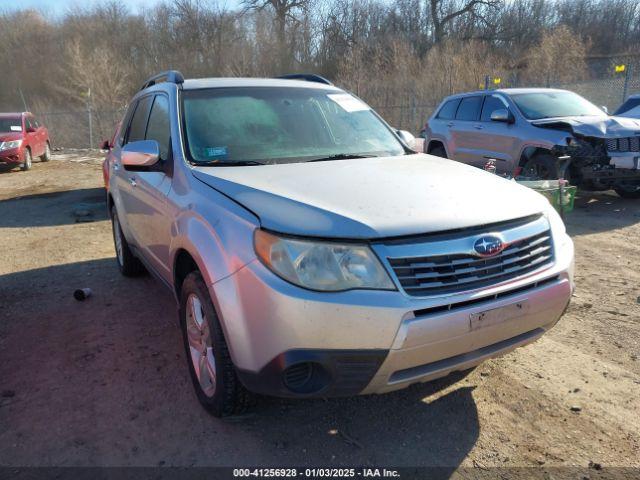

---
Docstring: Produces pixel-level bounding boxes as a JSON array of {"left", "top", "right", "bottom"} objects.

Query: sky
[{"left": 1, "top": 0, "right": 240, "bottom": 16}]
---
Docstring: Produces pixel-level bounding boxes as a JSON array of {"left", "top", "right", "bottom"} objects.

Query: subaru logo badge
[{"left": 474, "top": 235, "right": 505, "bottom": 257}]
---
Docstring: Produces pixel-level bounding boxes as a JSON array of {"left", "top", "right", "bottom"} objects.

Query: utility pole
[
  {"left": 86, "top": 88, "right": 94, "bottom": 150},
  {"left": 622, "top": 64, "right": 632, "bottom": 103},
  {"left": 18, "top": 87, "right": 28, "bottom": 111}
]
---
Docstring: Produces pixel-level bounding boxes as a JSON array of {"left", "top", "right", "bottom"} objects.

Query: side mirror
[
  {"left": 396, "top": 129, "right": 417, "bottom": 149},
  {"left": 101, "top": 140, "right": 111, "bottom": 151},
  {"left": 121, "top": 140, "right": 160, "bottom": 169},
  {"left": 490, "top": 109, "right": 513, "bottom": 123},
  {"left": 601, "top": 106, "right": 609, "bottom": 114}
]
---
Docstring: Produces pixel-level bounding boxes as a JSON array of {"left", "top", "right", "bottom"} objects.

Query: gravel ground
[{"left": 0, "top": 154, "right": 638, "bottom": 474}]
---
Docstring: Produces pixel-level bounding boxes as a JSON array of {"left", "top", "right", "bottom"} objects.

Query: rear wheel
[
  {"left": 179, "top": 271, "right": 253, "bottom": 417},
  {"left": 21, "top": 149, "right": 32, "bottom": 171},
  {"left": 40, "top": 142, "right": 51, "bottom": 162},
  {"left": 614, "top": 181, "right": 640, "bottom": 199},
  {"left": 111, "top": 206, "right": 145, "bottom": 276},
  {"left": 429, "top": 144, "right": 447, "bottom": 158}
]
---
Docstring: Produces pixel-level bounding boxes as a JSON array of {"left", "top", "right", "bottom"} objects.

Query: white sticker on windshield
[
  {"left": 327, "top": 93, "right": 369, "bottom": 112},
  {"left": 10, "top": 126, "right": 21, "bottom": 132}
]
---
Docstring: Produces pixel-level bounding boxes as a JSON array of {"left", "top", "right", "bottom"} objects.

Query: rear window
[
  {"left": 455, "top": 96, "right": 482, "bottom": 121},
  {"left": 437, "top": 99, "right": 460, "bottom": 120}
]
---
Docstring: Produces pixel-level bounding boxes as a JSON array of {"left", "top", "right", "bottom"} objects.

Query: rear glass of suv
[
  {"left": 455, "top": 96, "right": 482, "bottom": 121},
  {"left": 181, "top": 87, "right": 405, "bottom": 165},
  {"left": 436, "top": 99, "right": 460, "bottom": 120}
]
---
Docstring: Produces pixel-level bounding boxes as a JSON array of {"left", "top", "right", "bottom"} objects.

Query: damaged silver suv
[
  {"left": 106, "top": 72, "right": 574, "bottom": 416},
  {"left": 424, "top": 88, "right": 640, "bottom": 198}
]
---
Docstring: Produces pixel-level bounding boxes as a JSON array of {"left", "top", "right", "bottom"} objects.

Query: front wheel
[
  {"left": 40, "top": 142, "right": 51, "bottom": 162},
  {"left": 614, "top": 181, "right": 640, "bottom": 199},
  {"left": 522, "top": 153, "right": 559, "bottom": 180},
  {"left": 21, "top": 149, "right": 32, "bottom": 171},
  {"left": 180, "top": 271, "right": 253, "bottom": 417}
]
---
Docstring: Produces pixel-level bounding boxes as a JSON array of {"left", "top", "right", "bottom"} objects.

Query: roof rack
[
  {"left": 140, "top": 70, "right": 185, "bottom": 91},
  {"left": 276, "top": 73, "right": 333, "bottom": 86}
]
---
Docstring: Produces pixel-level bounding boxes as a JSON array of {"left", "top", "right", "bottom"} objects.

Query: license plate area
[{"left": 469, "top": 300, "right": 530, "bottom": 331}]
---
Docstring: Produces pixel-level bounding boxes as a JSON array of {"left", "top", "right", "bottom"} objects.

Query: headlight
[
  {"left": 0, "top": 140, "right": 22, "bottom": 151},
  {"left": 254, "top": 229, "right": 395, "bottom": 291}
]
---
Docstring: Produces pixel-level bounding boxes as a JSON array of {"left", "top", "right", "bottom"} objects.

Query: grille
[
  {"left": 388, "top": 230, "right": 554, "bottom": 297},
  {"left": 606, "top": 136, "right": 640, "bottom": 152}
]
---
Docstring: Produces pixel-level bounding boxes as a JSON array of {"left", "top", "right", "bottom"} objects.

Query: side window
[
  {"left": 481, "top": 95, "right": 507, "bottom": 122},
  {"left": 145, "top": 95, "right": 171, "bottom": 160},
  {"left": 25, "top": 117, "right": 33, "bottom": 131},
  {"left": 126, "top": 96, "right": 154, "bottom": 144},
  {"left": 455, "top": 96, "right": 483, "bottom": 121},
  {"left": 437, "top": 99, "right": 460, "bottom": 120},
  {"left": 117, "top": 104, "right": 136, "bottom": 146}
]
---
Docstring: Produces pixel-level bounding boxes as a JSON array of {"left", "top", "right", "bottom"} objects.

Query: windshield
[
  {"left": 614, "top": 97, "right": 640, "bottom": 116},
  {"left": 181, "top": 87, "right": 405, "bottom": 165},
  {"left": 0, "top": 118, "right": 22, "bottom": 133},
  {"left": 511, "top": 91, "right": 605, "bottom": 120}
]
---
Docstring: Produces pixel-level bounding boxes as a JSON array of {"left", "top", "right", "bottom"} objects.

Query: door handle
[
  {"left": 129, "top": 177, "right": 137, "bottom": 187},
  {"left": 447, "top": 122, "right": 454, "bottom": 127},
  {"left": 474, "top": 125, "right": 483, "bottom": 130}
]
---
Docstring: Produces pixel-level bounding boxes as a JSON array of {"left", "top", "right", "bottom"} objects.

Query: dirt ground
[{"left": 0, "top": 153, "right": 639, "bottom": 474}]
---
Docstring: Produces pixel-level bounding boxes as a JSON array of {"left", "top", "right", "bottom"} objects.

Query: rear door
[{"left": 450, "top": 96, "right": 484, "bottom": 167}]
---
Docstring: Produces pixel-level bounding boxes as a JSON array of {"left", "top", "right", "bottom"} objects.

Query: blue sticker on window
[{"left": 205, "top": 146, "right": 228, "bottom": 159}]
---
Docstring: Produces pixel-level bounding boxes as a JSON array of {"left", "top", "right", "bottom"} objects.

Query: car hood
[
  {"left": 192, "top": 154, "right": 549, "bottom": 239},
  {"left": 0, "top": 132, "right": 23, "bottom": 143},
  {"left": 531, "top": 115, "right": 640, "bottom": 137}
]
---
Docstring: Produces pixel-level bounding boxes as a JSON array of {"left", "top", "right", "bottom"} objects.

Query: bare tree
[
  {"left": 241, "top": 0, "right": 311, "bottom": 71},
  {"left": 429, "top": 0, "right": 501, "bottom": 44}
]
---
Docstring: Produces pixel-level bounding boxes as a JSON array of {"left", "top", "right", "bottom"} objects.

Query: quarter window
[
  {"left": 455, "top": 96, "right": 483, "bottom": 121},
  {"left": 437, "top": 99, "right": 461, "bottom": 120}
]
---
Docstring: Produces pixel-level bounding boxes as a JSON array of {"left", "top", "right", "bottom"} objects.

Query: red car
[{"left": 0, "top": 112, "right": 51, "bottom": 171}]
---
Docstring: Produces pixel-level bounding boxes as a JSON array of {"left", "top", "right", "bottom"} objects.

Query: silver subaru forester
[{"left": 104, "top": 71, "right": 574, "bottom": 416}]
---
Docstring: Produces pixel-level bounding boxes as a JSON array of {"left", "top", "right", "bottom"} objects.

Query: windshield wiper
[
  {"left": 305, "top": 153, "right": 377, "bottom": 163},
  {"left": 193, "top": 160, "right": 265, "bottom": 166}
]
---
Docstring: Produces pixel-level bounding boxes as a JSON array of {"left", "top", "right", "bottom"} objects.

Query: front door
[{"left": 123, "top": 94, "right": 174, "bottom": 283}]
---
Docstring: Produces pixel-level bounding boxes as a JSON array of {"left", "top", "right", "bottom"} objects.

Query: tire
[
  {"left": 40, "top": 142, "right": 51, "bottom": 162},
  {"left": 21, "top": 148, "right": 32, "bottom": 171},
  {"left": 180, "top": 271, "right": 253, "bottom": 417},
  {"left": 614, "top": 182, "right": 640, "bottom": 199},
  {"left": 522, "top": 153, "right": 561, "bottom": 180},
  {"left": 429, "top": 145, "right": 447, "bottom": 158},
  {"left": 111, "top": 206, "right": 145, "bottom": 276}
]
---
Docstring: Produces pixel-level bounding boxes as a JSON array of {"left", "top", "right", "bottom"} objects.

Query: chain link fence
[{"left": 39, "top": 109, "right": 124, "bottom": 150}]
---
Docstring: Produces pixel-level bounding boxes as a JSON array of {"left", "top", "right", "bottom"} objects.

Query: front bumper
[
  {"left": 213, "top": 236, "right": 574, "bottom": 398},
  {"left": 0, "top": 147, "right": 23, "bottom": 164}
]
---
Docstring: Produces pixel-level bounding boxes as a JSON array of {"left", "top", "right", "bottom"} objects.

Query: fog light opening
[{"left": 282, "top": 362, "right": 329, "bottom": 394}]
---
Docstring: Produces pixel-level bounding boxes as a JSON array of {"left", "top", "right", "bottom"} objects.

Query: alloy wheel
[{"left": 186, "top": 293, "right": 217, "bottom": 397}]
